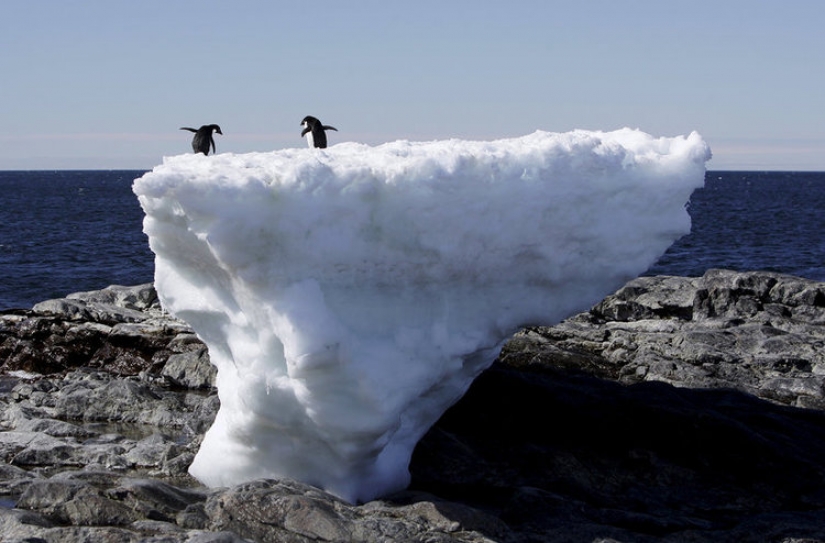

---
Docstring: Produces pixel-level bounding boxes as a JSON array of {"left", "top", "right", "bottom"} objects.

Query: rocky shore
[{"left": 1, "top": 269, "right": 825, "bottom": 542}]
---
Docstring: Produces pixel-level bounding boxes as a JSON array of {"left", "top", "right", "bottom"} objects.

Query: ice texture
[{"left": 133, "top": 129, "right": 710, "bottom": 503}]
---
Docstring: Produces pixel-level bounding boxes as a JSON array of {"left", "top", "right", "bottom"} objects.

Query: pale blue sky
[{"left": 1, "top": 1, "right": 823, "bottom": 170}]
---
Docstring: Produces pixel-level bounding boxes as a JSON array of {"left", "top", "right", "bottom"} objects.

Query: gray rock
[
  {"left": 16, "top": 478, "right": 135, "bottom": 526},
  {"left": 66, "top": 283, "right": 160, "bottom": 312},
  {"left": 40, "top": 370, "right": 213, "bottom": 431},
  {"left": 5, "top": 473, "right": 508, "bottom": 543},
  {"left": 500, "top": 269, "right": 825, "bottom": 409},
  {"left": 1, "top": 376, "right": 216, "bottom": 483},
  {"left": 125, "top": 432, "right": 176, "bottom": 460},
  {"left": 108, "top": 477, "right": 207, "bottom": 523},
  {"left": 2, "top": 283, "right": 193, "bottom": 376},
  {"left": 32, "top": 298, "right": 148, "bottom": 325},
  {"left": 14, "top": 417, "right": 92, "bottom": 439},
  {"left": 183, "top": 531, "right": 252, "bottom": 542},
  {"left": 203, "top": 479, "right": 511, "bottom": 543},
  {"left": 162, "top": 350, "right": 216, "bottom": 389},
  {"left": 0, "top": 508, "right": 55, "bottom": 540}
]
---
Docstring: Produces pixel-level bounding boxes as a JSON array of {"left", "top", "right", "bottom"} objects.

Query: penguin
[
  {"left": 180, "top": 124, "right": 223, "bottom": 155},
  {"left": 300, "top": 116, "right": 337, "bottom": 149}
]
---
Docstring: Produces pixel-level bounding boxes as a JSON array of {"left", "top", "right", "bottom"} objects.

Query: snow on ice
[{"left": 133, "top": 129, "right": 710, "bottom": 503}]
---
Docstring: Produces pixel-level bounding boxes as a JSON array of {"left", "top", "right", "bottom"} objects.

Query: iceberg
[{"left": 133, "top": 128, "right": 710, "bottom": 503}]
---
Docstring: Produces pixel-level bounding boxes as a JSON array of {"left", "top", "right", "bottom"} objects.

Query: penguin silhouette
[
  {"left": 300, "top": 116, "right": 337, "bottom": 149},
  {"left": 180, "top": 124, "right": 223, "bottom": 155}
]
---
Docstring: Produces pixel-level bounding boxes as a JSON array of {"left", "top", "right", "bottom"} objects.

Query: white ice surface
[{"left": 133, "top": 129, "right": 710, "bottom": 503}]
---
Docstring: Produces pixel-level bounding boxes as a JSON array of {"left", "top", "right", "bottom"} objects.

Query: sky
[{"left": 1, "top": 1, "right": 823, "bottom": 171}]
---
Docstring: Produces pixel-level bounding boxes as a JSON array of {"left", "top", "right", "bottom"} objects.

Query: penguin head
[
  {"left": 301, "top": 116, "right": 319, "bottom": 128},
  {"left": 208, "top": 124, "right": 223, "bottom": 135}
]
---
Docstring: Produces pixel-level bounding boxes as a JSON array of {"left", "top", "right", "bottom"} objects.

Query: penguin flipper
[
  {"left": 210, "top": 137, "right": 216, "bottom": 155},
  {"left": 301, "top": 127, "right": 311, "bottom": 137},
  {"left": 180, "top": 127, "right": 197, "bottom": 133},
  {"left": 323, "top": 126, "right": 338, "bottom": 132}
]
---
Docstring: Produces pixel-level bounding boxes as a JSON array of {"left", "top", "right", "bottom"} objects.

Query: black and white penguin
[
  {"left": 300, "top": 116, "right": 337, "bottom": 149},
  {"left": 180, "top": 124, "right": 223, "bottom": 155}
]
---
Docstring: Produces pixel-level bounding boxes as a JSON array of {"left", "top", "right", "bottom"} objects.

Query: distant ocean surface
[{"left": 0, "top": 170, "right": 824, "bottom": 311}]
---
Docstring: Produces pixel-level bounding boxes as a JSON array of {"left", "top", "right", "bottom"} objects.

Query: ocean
[{"left": 0, "top": 170, "right": 823, "bottom": 311}]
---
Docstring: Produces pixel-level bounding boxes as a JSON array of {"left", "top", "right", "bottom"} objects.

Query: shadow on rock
[{"left": 411, "top": 361, "right": 825, "bottom": 542}]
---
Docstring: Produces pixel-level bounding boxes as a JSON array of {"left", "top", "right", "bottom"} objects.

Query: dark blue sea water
[
  {"left": 645, "top": 171, "right": 825, "bottom": 281},
  {"left": 0, "top": 170, "right": 824, "bottom": 310},
  {"left": 0, "top": 170, "right": 154, "bottom": 309}
]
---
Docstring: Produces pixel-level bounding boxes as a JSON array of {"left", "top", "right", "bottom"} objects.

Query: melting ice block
[{"left": 133, "top": 129, "right": 710, "bottom": 503}]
